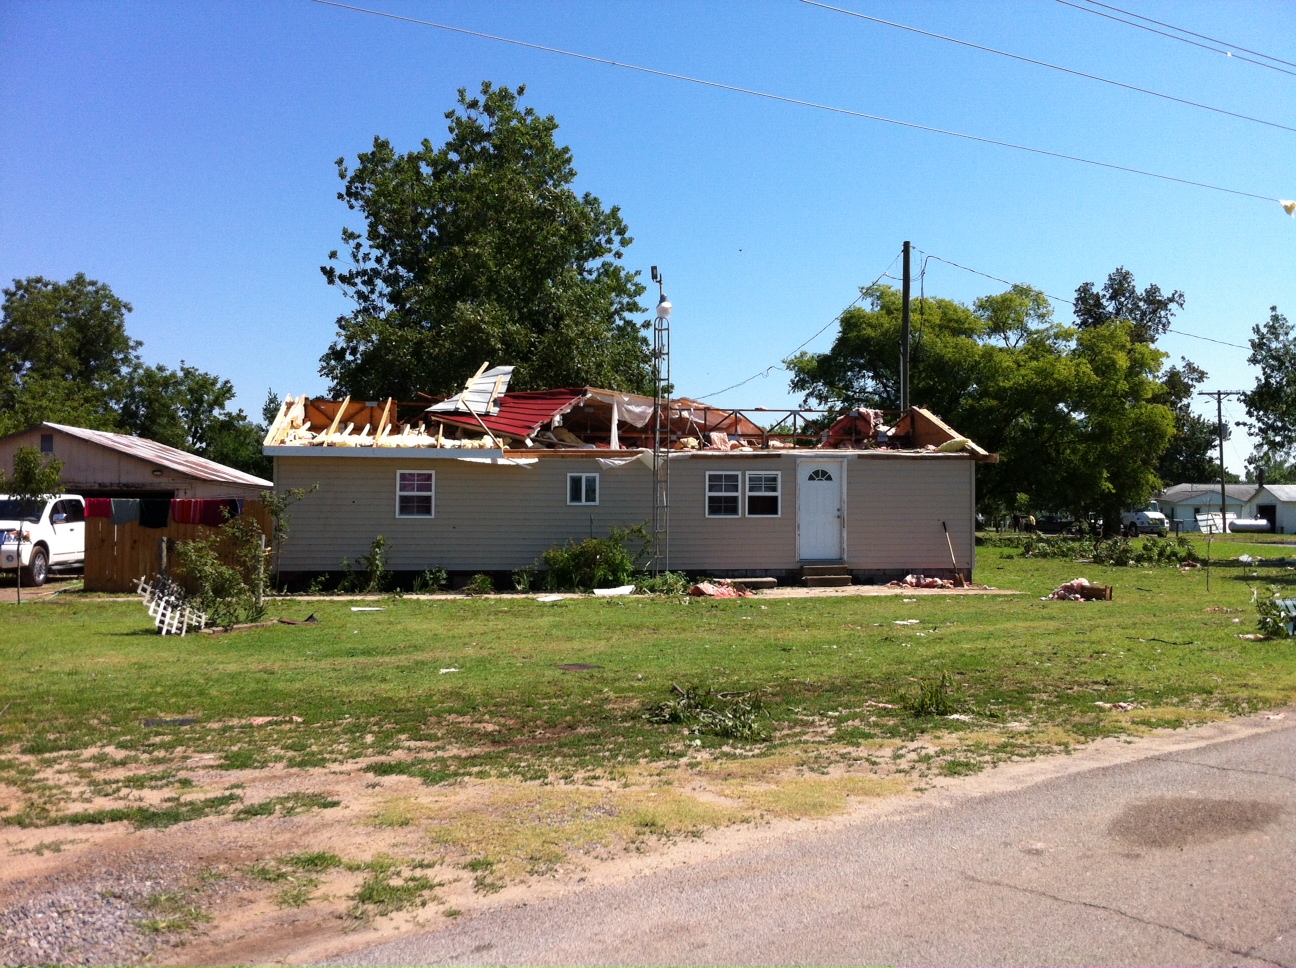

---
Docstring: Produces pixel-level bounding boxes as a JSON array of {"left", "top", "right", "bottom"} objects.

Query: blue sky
[{"left": 2, "top": 0, "right": 1293, "bottom": 472}]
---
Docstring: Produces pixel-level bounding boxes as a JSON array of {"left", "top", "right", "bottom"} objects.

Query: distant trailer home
[{"left": 263, "top": 369, "right": 997, "bottom": 587}]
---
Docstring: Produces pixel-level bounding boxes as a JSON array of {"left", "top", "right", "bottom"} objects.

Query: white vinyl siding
[
  {"left": 746, "top": 471, "right": 780, "bottom": 517},
  {"left": 706, "top": 472, "right": 740, "bottom": 517},
  {"left": 567, "top": 473, "right": 599, "bottom": 505},
  {"left": 396, "top": 470, "right": 434, "bottom": 517}
]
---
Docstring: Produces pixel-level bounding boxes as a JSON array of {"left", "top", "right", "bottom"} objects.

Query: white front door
[{"left": 797, "top": 460, "right": 843, "bottom": 560}]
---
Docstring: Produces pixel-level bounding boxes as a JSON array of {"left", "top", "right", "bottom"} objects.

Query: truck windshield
[{"left": 0, "top": 499, "right": 44, "bottom": 522}]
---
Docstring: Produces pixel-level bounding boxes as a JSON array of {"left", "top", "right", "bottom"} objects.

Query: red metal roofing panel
[{"left": 426, "top": 389, "right": 588, "bottom": 440}]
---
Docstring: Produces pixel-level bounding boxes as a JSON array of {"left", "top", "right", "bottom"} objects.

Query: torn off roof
[{"left": 425, "top": 365, "right": 514, "bottom": 418}]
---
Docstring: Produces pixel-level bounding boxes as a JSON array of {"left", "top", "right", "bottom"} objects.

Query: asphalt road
[{"left": 328, "top": 715, "right": 1296, "bottom": 967}]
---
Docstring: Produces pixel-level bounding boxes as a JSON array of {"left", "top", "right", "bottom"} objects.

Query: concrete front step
[
  {"left": 732, "top": 577, "right": 779, "bottom": 591},
  {"left": 803, "top": 574, "right": 853, "bottom": 588},
  {"left": 801, "top": 564, "right": 850, "bottom": 577}
]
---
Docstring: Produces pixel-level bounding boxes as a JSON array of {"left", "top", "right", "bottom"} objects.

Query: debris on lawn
[
  {"left": 1094, "top": 701, "right": 1138, "bottom": 711},
  {"left": 888, "top": 574, "right": 956, "bottom": 589},
  {"left": 592, "top": 584, "right": 636, "bottom": 597},
  {"left": 893, "top": 619, "right": 921, "bottom": 626},
  {"left": 1043, "top": 578, "right": 1113, "bottom": 601},
  {"left": 688, "top": 580, "right": 750, "bottom": 598},
  {"left": 862, "top": 700, "right": 899, "bottom": 709},
  {"left": 350, "top": 606, "right": 384, "bottom": 612},
  {"left": 134, "top": 574, "right": 208, "bottom": 636},
  {"left": 248, "top": 715, "right": 304, "bottom": 726},
  {"left": 277, "top": 613, "right": 319, "bottom": 626},
  {"left": 439, "top": 668, "right": 460, "bottom": 674},
  {"left": 535, "top": 595, "right": 564, "bottom": 603}
]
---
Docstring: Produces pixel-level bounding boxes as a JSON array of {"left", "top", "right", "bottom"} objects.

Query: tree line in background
[
  {"left": 788, "top": 266, "right": 1296, "bottom": 529},
  {"left": 3, "top": 81, "right": 1293, "bottom": 518},
  {"left": 0, "top": 273, "right": 274, "bottom": 478}
]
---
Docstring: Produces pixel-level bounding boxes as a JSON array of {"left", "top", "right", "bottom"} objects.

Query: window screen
[
  {"left": 746, "top": 472, "right": 780, "bottom": 517},
  {"left": 397, "top": 471, "right": 435, "bottom": 517},
  {"left": 707, "top": 472, "right": 740, "bottom": 517},
  {"left": 568, "top": 473, "right": 599, "bottom": 505}
]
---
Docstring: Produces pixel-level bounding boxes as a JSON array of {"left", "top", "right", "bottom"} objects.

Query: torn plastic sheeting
[
  {"left": 350, "top": 606, "right": 385, "bottom": 611},
  {"left": 587, "top": 389, "right": 654, "bottom": 427},
  {"left": 455, "top": 456, "right": 538, "bottom": 467},
  {"left": 597, "top": 452, "right": 654, "bottom": 469},
  {"left": 592, "top": 584, "right": 636, "bottom": 597}
]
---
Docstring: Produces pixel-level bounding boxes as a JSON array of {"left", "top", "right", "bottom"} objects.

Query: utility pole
[
  {"left": 900, "top": 240, "right": 911, "bottom": 411},
  {"left": 1198, "top": 390, "right": 1242, "bottom": 534}
]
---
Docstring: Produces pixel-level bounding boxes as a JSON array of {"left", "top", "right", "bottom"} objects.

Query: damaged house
[{"left": 264, "top": 366, "right": 995, "bottom": 585}]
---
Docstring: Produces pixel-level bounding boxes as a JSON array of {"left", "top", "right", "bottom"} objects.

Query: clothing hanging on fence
[
  {"left": 170, "top": 499, "right": 200, "bottom": 525},
  {"left": 85, "top": 498, "right": 111, "bottom": 519},
  {"left": 198, "top": 498, "right": 239, "bottom": 527},
  {"left": 110, "top": 499, "right": 140, "bottom": 525},
  {"left": 138, "top": 498, "right": 171, "bottom": 528}
]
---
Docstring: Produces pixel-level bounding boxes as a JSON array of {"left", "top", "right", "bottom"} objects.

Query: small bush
[
  {"left": 413, "top": 567, "right": 448, "bottom": 593},
  {"left": 1255, "top": 587, "right": 1294, "bottom": 638},
  {"left": 645, "top": 684, "right": 769, "bottom": 741},
  {"left": 339, "top": 536, "right": 390, "bottom": 593},
  {"left": 173, "top": 512, "right": 269, "bottom": 627},
  {"left": 635, "top": 571, "right": 691, "bottom": 595},
  {"left": 512, "top": 567, "right": 537, "bottom": 592},
  {"left": 540, "top": 523, "right": 649, "bottom": 591},
  {"left": 907, "top": 672, "right": 955, "bottom": 717},
  {"left": 464, "top": 573, "right": 494, "bottom": 595}
]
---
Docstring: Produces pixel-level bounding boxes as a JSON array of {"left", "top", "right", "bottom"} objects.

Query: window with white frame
[
  {"left": 568, "top": 472, "right": 599, "bottom": 505},
  {"left": 397, "top": 470, "right": 434, "bottom": 517},
  {"left": 706, "top": 472, "right": 741, "bottom": 517},
  {"left": 746, "top": 471, "right": 781, "bottom": 517}
]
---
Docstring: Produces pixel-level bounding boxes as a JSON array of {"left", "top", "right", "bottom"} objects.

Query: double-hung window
[
  {"left": 746, "top": 472, "right": 780, "bottom": 517},
  {"left": 568, "top": 473, "right": 599, "bottom": 505},
  {"left": 706, "top": 472, "right": 741, "bottom": 517},
  {"left": 397, "top": 470, "right": 434, "bottom": 517}
]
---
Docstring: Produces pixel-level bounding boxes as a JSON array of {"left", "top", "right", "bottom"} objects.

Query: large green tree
[
  {"left": 787, "top": 283, "right": 1175, "bottom": 528},
  {"left": 1154, "top": 359, "right": 1222, "bottom": 484},
  {"left": 320, "top": 82, "right": 652, "bottom": 400},
  {"left": 1073, "top": 266, "right": 1184, "bottom": 344},
  {"left": 1241, "top": 306, "right": 1296, "bottom": 469},
  {"left": 0, "top": 275, "right": 269, "bottom": 477}
]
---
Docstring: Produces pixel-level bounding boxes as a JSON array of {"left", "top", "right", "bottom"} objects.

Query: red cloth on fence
[
  {"left": 170, "top": 499, "right": 201, "bottom": 524},
  {"left": 85, "top": 498, "right": 111, "bottom": 519}
]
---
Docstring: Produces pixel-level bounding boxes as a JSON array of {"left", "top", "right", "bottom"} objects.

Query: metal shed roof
[{"left": 42, "top": 423, "right": 273, "bottom": 488}]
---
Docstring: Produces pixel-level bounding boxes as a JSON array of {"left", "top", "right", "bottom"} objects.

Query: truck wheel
[{"left": 23, "top": 546, "right": 48, "bottom": 587}]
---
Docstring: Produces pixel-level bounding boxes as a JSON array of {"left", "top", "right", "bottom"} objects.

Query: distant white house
[
  {"left": 1155, "top": 484, "right": 1259, "bottom": 532},
  {"left": 1249, "top": 484, "right": 1296, "bottom": 535}
]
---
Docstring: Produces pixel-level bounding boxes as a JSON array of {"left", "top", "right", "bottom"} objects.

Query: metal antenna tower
[{"left": 650, "top": 267, "right": 672, "bottom": 575}]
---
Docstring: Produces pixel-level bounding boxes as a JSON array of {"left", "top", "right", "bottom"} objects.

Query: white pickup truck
[
  {"left": 0, "top": 493, "right": 87, "bottom": 586},
  {"left": 1120, "top": 501, "right": 1168, "bottom": 536}
]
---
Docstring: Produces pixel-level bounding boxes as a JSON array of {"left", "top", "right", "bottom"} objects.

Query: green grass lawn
[{"left": 2, "top": 534, "right": 1294, "bottom": 826}]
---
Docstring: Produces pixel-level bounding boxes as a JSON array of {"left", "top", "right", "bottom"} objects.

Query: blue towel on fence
[{"left": 110, "top": 499, "right": 140, "bottom": 525}]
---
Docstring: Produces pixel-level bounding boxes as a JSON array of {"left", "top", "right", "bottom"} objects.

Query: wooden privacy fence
[{"left": 85, "top": 501, "right": 273, "bottom": 593}]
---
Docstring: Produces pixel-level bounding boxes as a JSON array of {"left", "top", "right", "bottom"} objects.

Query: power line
[
  {"left": 800, "top": 0, "right": 1296, "bottom": 134},
  {"left": 913, "top": 248, "right": 1251, "bottom": 349},
  {"left": 1057, "top": 0, "right": 1296, "bottom": 78},
  {"left": 695, "top": 256, "right": 899, "bottom": 400},
  {"left": 1075, "top": 0, "right": 1296, "bottom": 70},
  {"left": 308, "top": 0, "right": 1283, "bottom": 205}
]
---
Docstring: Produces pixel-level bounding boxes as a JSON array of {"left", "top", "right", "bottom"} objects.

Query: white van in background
[{"left": 0, "top": 494, "right": 86, "bottom": 586}]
